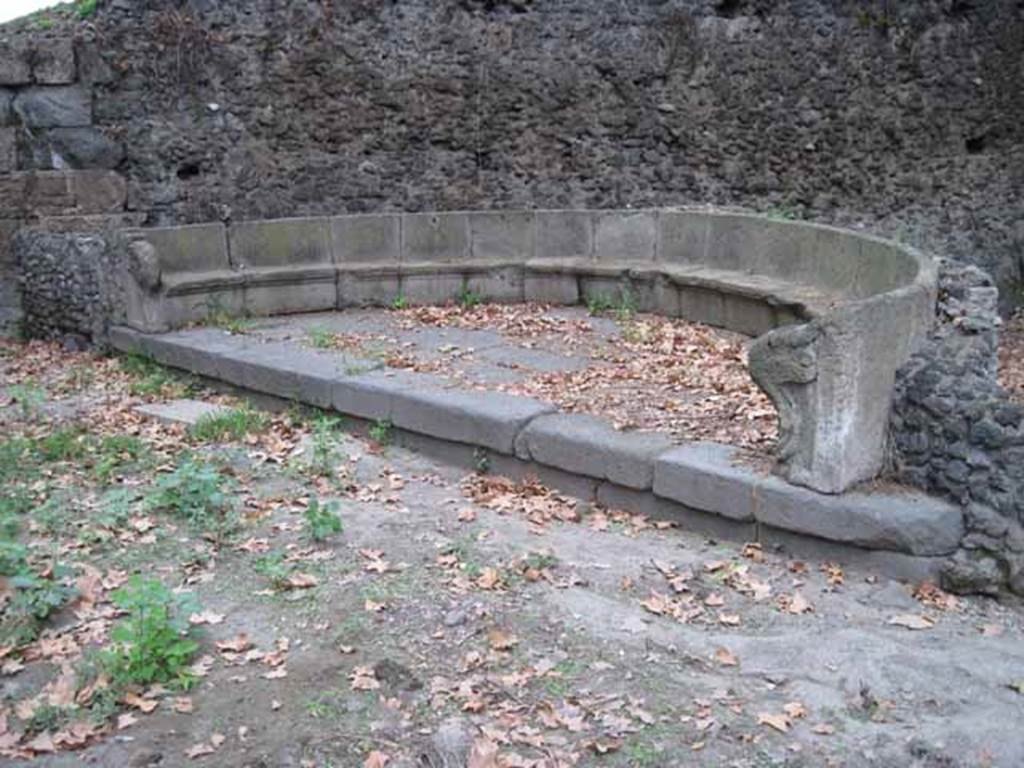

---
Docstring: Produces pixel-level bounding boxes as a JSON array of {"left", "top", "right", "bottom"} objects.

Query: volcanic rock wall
[{"left": 1, "top": 0, "right": 1022, "bottom": 336}]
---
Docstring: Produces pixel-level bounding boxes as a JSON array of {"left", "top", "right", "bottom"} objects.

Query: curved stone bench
[{"left": 114, "top": 207, "right": 937, "bottom": 495}]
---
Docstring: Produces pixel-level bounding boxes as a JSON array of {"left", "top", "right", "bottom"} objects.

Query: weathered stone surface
[
  {"left": 392, "top": 387, "right": 554, "bottom": 455},
  {"left": 516, "top": 413, "right": 672, "bottom": 489},
  {"left": 0, "top": 40, "right": 31, "bottom": 86},
  {"left": 230, "top": 217, "right": 331, "bottom": 269},
  {"left": 31, "top": 39, "right": 76, "bottom": 84},
  {"left": 13, "top": 86, "right": 92, "bottom": 128},
  {"left": 594, "top": 210, "right": 658, "bottom": 263},
  {"left": 652, "top": 443, "right": 759, "bottom": 521},
  {"left": 40, "top": 127, "right": 125, "bottom": 170},
  {"left": 0, "top": 128, "right": 15, "bottom": 174},
  {"left": 469, "top": 211, "right": 534, "bottom": 262},
  {"left": 122, "top": 222, "right": 229, "bottom": 274},
  {"left": 134, "top": 399, "right": 231, "bottom": 427},
  {"left": 0, "top": 89, "right": 13, "bottom": 126},
  {"left": 331, "top": 214, "right": 401, "bottom": 264},
  {"left": 535, "top": 211, "right": 592, "bottom": 261},
  {"left": 754, "top": 474, "right": 964, "bottom": 556},
  {"left": 66, "top": 170, "right": 127, "bottom": 213},
  {"left": 403, "top": 213, "right": 469, "bottom": 264}
]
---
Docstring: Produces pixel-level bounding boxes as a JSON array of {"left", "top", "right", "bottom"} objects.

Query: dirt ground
[{"left": 1, "top": 334, "right": 1024, "bottom": 768}]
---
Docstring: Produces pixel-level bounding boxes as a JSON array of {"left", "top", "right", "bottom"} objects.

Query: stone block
[
  {"left": 44, "top": 127, "right": 125, "bottom": 170},
  {"left": 0, "top": 219, "right": 19, "bottom": 267},
  {"left": 0, "top": 41, "right": 31, "bottom": 86},
  {"left": 32, "top": 39, "right": 76, "bottom": 84},
  {"left": 230, "top": 217, "right": 331, "bottom": 269},
  {"left": 757, "top": 524, "right": 945, "bottom": 584},
  {"left": 658, "top": 210, "right": 710, "bottom": 265},
  {"left": 593, "top": 210, "right": 657, "bottom": 263},
  {"left": 243, "top": 279, "right": 337, "bottom": 317},
  {"left": 652, "top": 442, "right": 760, "bottom": 521},
  {"left": 0, "top": 128, "right": 15, "bottom": 174},
  {"left": 677, "top": 284, "right": 727, "bottom": 328},
  {"left": 223, "top": 341, "right": 344, "bottom": 408},
  {"left": 523, "top": 271, "right": 578, "bottom": 304},
  {"left": 333, "top": 369, "right": 418, "bottom": 422},
  {"left": 0, "top": 89, "right": 13, "bottom": 126},
  {"left": 0, "top": 175, "right": 29, "bottom": 218},
  {"left": 535, "top": 210, "right": 592, "bottom": 260},
  {"left": 331, "top": 214, "right": 401, "bottom": 264},
  {"left": 754, "top": 475, "right": 965, "bottom": 556},
  {"left": 469, "top": 211, "right": 534, "bottom": 261},
  {"left": 123, "top": 222, "right": 230, "bottom": 275},
  {"left": 720, "top": 293, "right": 777, "bottom": 336},
  {"left": 403, "top": 212, "right": 469, "bottom": 263},
  {"left": 337, "top": 269, "right": 400, "bottom": 307},
  {"left": 464, "top": 265, "right": 524, "bottom": 303},
  {"left": 515, "top": 413, "right": 673, "bottom": 490},
  {"left": 13, "top": 86, "right": 92, "bottom": 128},
  {"left": 67, "top": 170, "right": 126, "bottom": 213},
  {"left": 134, "top": 399, "right": 232, "bottom": 427},
  {"left": 160, "top": 287, "right": 245, "bottom": 329},
  {"left": 400, "top": 270, "right": 465, "bottom": 304},
  {"left": 391, "top": 387, "right": 554, "bottom": 454}
]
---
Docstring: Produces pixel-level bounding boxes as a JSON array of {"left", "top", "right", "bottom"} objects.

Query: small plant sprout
[
  {"left": 368, "top": 418, "right": 393, "bottom": 446},
  {"left": 102, "top": 576, "right": 200, "bottom": 688},
  {"left": 304, "top": 497, "right": 344, "bottom": 542}
]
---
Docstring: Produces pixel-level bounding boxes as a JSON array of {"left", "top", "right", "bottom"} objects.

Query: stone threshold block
[
  {"left": 134, "top": 399, "right": 231, "bottom": 427},
  {"left": 515, "top": 412, "right": 674, "bottom": 490},
  {"left": 654, "top": 442, "right": 964, "bottom": 556}
]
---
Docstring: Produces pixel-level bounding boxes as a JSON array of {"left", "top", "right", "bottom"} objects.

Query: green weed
[
  {"left": 306, "top": 414, "right": 346, "bottom": 477},
  {"left": 368, "top": 418, "right": 393, "bottom": 446},
  {"left": 119, "top": 353, "right": 183, "bottom": 398},
  {"left": 585, "top": 287, "right": 636, "bottom": 320},
  {"left": 191, "top": 405, "right": 268, "bottom": 442},
  {"left": 76, "top": 0, "right": 98, "bottom": 19},
  {"left": 8, "top": 380, "right": 46, "bottom": 419},
  {"left": 102, "top": 576, "right": 200, "bottom": 688},
  {"left": 304, "top": 497, "right": 343, "bottom": 542},
  {"left": 307, "top": 326, "right": 336, "bottom": 349},
  {"left": 253, "top": 551, "right": 292, "bottom": 589},
  {"left": 390, "top": 293, "right": 408, "bottom": 310},
  {"left": 457, "top": 282, "right": 484, "bottom": 308},
  {"left": 145, "top": 456, "right": 238, "bottom": 541},
  {"left": 0, "top": 549, "right": 77, "bottom": 646}
]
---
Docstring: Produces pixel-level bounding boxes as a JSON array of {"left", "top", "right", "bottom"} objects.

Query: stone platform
[{"left": 109, "top": 316, "right": 964, "bottom": 582}]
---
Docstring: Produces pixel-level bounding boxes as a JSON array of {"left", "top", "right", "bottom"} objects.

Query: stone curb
[
  {"left": 515, "top": 412, "right": 673, "bottom": 490},
  {"left": 654, "top": 442, "right": 964, "bottom": 556},
  {"left": 109, "top": 325, "right": 966, "bottom": 560}
]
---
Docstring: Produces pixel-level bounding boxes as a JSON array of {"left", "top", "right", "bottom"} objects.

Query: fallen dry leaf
[
  {"left": 888, "top": 614, "right": 936, "bottom": 631},
  {"left": 364, "top": 751, "right": 390, "bottom": 768},
  {"left": 189, "top": 610, "right": 225, "bottom": 626},
  {"left": 216, "top": 633, "right": 253, "bottom": 653},
  {"left": 757, "top": 712, "right": 790, "bottom": 733},
  {"left": 285, "top": 573, "right": 319, "bottom": 589},
  {"left": 713, "top": 647, "right": 739, "bottom": 667},
  {"left": 487, "top": 628, "right": 518, "bottom": 651}
]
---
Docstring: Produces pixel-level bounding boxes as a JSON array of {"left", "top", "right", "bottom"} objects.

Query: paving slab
[{"left": 134, "top": 399, "right": 231, "bottom": 426}]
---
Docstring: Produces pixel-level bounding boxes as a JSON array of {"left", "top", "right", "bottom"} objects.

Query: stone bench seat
[
  {"left": 162, "top": 269, "right": 244, "bottom": 296},
  {"left": 241, "top": 264, "right": 337, "bottom": 286},
  {"left": 115, "top": 207, "right": 937, "bottom": 495}
]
